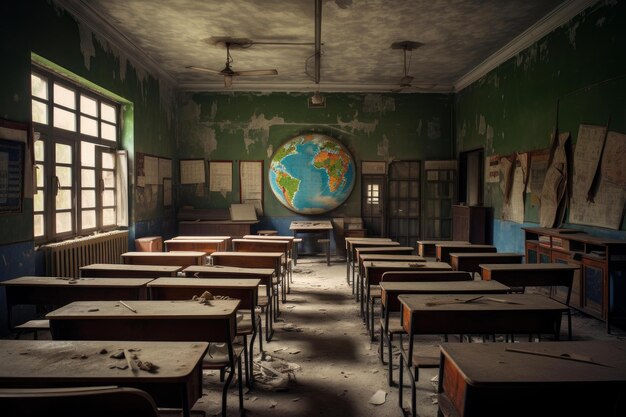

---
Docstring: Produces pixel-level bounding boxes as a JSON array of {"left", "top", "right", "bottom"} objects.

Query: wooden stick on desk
[
  {"left": 124, "top": 349, "right": 139, "bottom": 373},
  {"left": 119, "top": 301, "right": 137, "bottom": 313},
  {"left": 505, "top": 347, "right": 611, "bottom": 367}
]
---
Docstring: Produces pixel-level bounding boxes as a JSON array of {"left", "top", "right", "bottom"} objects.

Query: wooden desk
[
  {"left": 480, "top": 263, "right": 578, "bottom": 289},
  {"left": 344, "top": 238, "right": 393, "bottom": 283},
  {"left": 416, "top": 240, "right": 469, "bottom": 257},
  {"left": 47, "top": 299, "right": 239, "bottom": 342},
  {"left": 480, "top": 262, "right": 579, "bottom": 339},
  {"left": 121, "top": 251, "right": 206, "bottom": 268},
  {"left": 449, "top": 252, "right": 524, "bottom": 275},
  {"left": 362, "top": 261, "right": 452, "bottom": 331},
  {"left": 164, "top": 239, "right": 225, "bottom": 255},
  {"left": 289, "top": 220, "right": 333, "bottom": 265},
  {"left": 183, "top": 265, "right": 276, "bottom": 341},
  {"left": 379, "top": 280, "right": 510, "bottom": 386},
  {"left": 148, "top": 276, "right": 261, "bottom": 387},
  {"left": 436, "top": 243, "right": 496, "bottom": 264},
  {"left": 172, "top": 235, "right": 231, "bottom": 251},
  {"left": 349, "top": 241, "right": 401, "bottom": 291},
  {"left": 148, "top": 278, "right": 260, "bottom": 309},
  {"left": 438, "top": 341, "right": 626, "bottom": 417},
  {"left": 1, "top": 276, "right": 151, "bottom": 330},
  {"left": 0, "top": 340, "right": 208, "bottom": 417},
  {"left": 398, "top": 293, "right": 568, "bottom": 417},
  {"left": 47, "top": 299, "right": 245, "bottom": 417},
  {"left": 232, "top": 239, "right": 291, "bottom": 298},
  {"left": 399, "top": 293, "right": 566, "bottom": 338},
  {"left": 355, "top": 247, "right": 416, "bottom": 299},
  {"left": 80, "top": 263, "right": 181, "bottom": 278},
  {"left": 178, "top": 220, "right": 258, "bottom": 238},
  {"left": 211, "top": 251, "right": 284, "bottom": 330}
]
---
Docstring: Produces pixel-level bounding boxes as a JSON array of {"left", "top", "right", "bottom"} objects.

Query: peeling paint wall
[
  {"left": 0, "top": 0, "right": 178, "bottom": 335},
  {"left": 455, "top": 0, "right": 626, "bottom": 251},
  {"left": 177, "top": 92, "right": 453, "bottom": 217}
]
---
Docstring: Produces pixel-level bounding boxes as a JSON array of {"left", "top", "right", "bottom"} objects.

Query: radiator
[{"left": 43, "top": 230, "right": 129, "bottom": 278}]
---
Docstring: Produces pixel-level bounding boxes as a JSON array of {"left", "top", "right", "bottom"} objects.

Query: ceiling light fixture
[{"left": 308, "top": 90, "right": 326, "bottom": 108}]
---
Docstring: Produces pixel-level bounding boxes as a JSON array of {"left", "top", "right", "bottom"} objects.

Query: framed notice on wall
[
  {"left": 240, "top": 160, "right": 263, "bottom": 215},
  {"left": 209, "top": 161, "right": 233, "bottom": 192},
  {"left": 180, "top": 159, "right": 206, "bottom": 184},
  {"left": 0, "top": 119, "right": 29, "bottom": 214}
]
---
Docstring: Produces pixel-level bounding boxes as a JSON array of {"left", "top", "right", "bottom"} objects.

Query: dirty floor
[{"left": 196, "top": 257, "right": 626, "bottom": 417}]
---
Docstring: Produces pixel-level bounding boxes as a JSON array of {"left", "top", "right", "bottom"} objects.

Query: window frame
[{"left": 31, "top": 66, "right": 121, "bottom": 244}]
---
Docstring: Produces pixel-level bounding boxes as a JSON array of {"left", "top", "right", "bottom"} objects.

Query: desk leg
[
  {"left": 181, "top": 386, "right": 190, "bottom": 417},
  {"left": 326, "top": 230, "right": 331, "bottom": 266}
]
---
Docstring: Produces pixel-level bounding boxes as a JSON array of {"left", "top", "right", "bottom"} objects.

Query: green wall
[
  {"left": 455, "top": 0, "right": 626, "bottom": 247},
  {"left": 177, "top": 92, "right": 453, "bottom": 218},
  {"left": 0, "top": 0, "right": 177, "bottom": 248}
]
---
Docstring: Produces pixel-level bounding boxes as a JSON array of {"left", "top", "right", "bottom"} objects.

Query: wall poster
[{"left": 0, "top": 119, "right": 29, "bottom": 213}]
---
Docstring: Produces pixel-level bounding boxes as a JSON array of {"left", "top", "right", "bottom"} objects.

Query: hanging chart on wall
[{"left": 268, "top": 132, "right": 356, "bottom": 214}]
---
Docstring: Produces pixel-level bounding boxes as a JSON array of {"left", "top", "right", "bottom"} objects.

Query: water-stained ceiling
[{"left": 75, "top": 0, "right": 570, "bottom": 92}]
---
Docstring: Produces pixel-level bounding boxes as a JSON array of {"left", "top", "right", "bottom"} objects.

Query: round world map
[{"left": 269, "top": 133, "right": 356, "bottom": 214}]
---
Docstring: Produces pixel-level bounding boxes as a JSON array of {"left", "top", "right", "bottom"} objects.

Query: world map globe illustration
[{"left": 269, "top": 133, "right": 356, "bottom": 214}]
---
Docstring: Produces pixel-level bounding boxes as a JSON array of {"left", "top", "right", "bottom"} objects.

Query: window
[
  {"left": 31, "top": 68, "right": 122, "bottom": 243},
  {"left": 367, "top": 183, "right": 380, "bottom": 205}
]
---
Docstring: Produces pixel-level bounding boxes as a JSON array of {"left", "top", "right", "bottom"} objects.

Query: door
[
  {"left": 387, "top": 161, "right": 420, "bottom": 247},
  {"left": 361, "top": 175, "right": 385, "bottom": 236}
]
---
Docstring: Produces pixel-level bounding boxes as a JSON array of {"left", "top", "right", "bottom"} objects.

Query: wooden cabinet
[
  {"left": 523, "top": 227, "right": 626, "bottom": 332},
  {"left": 452, "top": 205, "right": 488, "bottom": 244}
]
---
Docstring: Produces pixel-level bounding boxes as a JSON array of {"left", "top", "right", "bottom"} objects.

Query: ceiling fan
[
  {"left": 186, "top": 40, "right": 278, "bottom": 87},
  {"left": 390, "top": 40, "right": 437, "bottom": 92}
]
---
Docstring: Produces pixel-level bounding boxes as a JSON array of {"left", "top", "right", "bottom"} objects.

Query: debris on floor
[
  {"left": 253, "top": 354, "right": 301, "bottom": 391},
  {"left": 368, "top": 389, "right": 387, "bottom": 405}
]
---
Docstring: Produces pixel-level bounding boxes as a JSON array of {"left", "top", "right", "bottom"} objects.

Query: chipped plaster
[
  {"left": 377, "top": 134, "right": 389, "bottom": 158},
  {"left": 427, "top": 117, "right": 441, "bottom": 140},
  {"left": 337, "top": 113, "right": 377, "bottom": 135},
  {"left": 362, "top": 95, "right": 395, "bottom": 114}
]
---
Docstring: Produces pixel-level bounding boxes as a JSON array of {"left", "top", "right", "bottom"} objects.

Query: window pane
[
  {"left": 56, "top": 189, "right": 72, "bottom": 210},
  {"left": 81, "top": 168, "right": 95, "bottom": 187},
  {"left": 56, "top": 211, "right": 72, "bottom": 233},
  {"left": 81, "top": 210, "right": 96, "bottom": 230},
  {"left": 102, "top": 189, "right": 115, "bottom": 206},
  {"left": 31, "top": 74, "right": 48, "bottom": 100},
  {"left": 34, "top": 189, "right": 44, "bottom": 211},
  {"left": 32, "top": 100, "right": 48, "bottom": 124},
  {"left": 80, "top": 116, "right": 98, "bottom": 137},
  {"left": 102, "top": 208, "right": 116, "bottom": 226},
  {"left": 55, "top": 143, "right": 72, "bottom": 164},
  {"left": 53, "top": 83, "right": 76, "bottom": 109},
  {"left": 101, "top": 102, "right": 116, "bottom": 123},
  {"left": 81, "top": 142, "right": 95, "bottom": 167},
  {"left": 81, "top": 190, "right": 96, "bottom": 208},
  {"left": 36, "top": 164, "right": 44, "bottom": 187},
  {"left": 34, "top": 214, "right": 44, "bottom": 237},
  {"left": 102, "top": 170, "right": 115, "bottom": 187},
  {"left": 34, "top": 140, "right": 44, "bottom": 162},
  {"left": 56, "top": 166, "right": 72, "bottom": 187},
  {"left": 102, "top": 152, "right": 115, "bottom": 169},
  {"left": 100, "top": 122, "right": 117, "bottom": 141},
  {"left": 80, "top": 95, "right": 97, "bottom": 116},
  {"left": 53, "top": 107, "right": 76, "bottom": 131}
]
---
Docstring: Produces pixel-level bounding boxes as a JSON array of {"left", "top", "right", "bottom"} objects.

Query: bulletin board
[{"left": 0, "top": 119, "right": 29, "bottom": 214}]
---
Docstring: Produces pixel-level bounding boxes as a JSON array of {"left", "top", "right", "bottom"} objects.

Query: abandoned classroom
[{"left": 1, "top": 1, "right": 626, "bottom": 416}]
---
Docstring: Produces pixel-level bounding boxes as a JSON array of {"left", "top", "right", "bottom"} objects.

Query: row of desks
[
  {"left": 1, "top": 276, "right": 267, "bottom": 417},
  {"left": 346, "top": 238, "right": 585, "bottom": 417}
]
